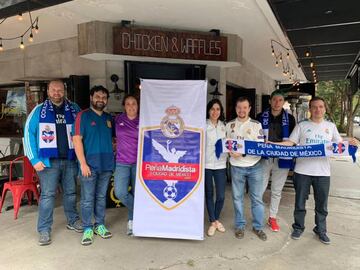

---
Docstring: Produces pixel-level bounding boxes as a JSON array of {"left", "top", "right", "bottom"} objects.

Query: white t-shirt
[
  {"left": 226, "top": 118, "right": 264, "bottom": 167},
  {"left": 289, "top": 119, "right": 342, "bottom": 176},
  {"left": 205, "top": 120, "right": 227, "bottom": 170}
]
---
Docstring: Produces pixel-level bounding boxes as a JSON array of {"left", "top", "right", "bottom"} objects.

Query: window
[{"left": 0, "top": 84, "right": 26, "bottom": 137}]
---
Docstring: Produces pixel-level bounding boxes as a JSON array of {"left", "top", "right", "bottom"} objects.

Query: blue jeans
[
  {"left": 231, "top": 161, "right": 264, "bottom": 230},
  {"left": 205, "top": 168, "right": 227, "bottom": 222},
  {"left": 114, "top": 163, "right": 136, "bottom": 220},
  {"left": 80, "top": 170, "right": 112, "bottom": 229},
  {"left": 37, "top": 159, "right": 79, "bottom": 233}
]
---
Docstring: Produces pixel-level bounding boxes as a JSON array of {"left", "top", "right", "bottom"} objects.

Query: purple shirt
[{"left": 115, "top": 113, "right": 139, "bottom": 164}]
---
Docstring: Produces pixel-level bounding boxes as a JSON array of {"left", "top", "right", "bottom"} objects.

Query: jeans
[
  {"left": 37, "top": 159, "right": 79, "bottom": 233},
  {"left": 262, "top": 158, "right": 289, "bottom": 218},
  {"left": 113, "top": 163, "right": 136, "bottom": 220},
  {"left": 231, "top": 161, "right": 264, "bottom": 230},
  {"left": 205, "top": 168, "right": 227, "bottom": 222},
  {"left": 80, "top": 170, "right": 112, "bottom": 229},
  {"left": 292, "top": 173, "right": 330, "bottom": 233}
]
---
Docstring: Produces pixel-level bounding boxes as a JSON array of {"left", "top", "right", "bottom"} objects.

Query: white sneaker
[{"left": 127, "top": 220, "right": 133, "bottom": 235}]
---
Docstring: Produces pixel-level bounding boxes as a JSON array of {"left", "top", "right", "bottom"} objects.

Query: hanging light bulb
[
  {"left": 275, "top": 61, "right": 279, "bottom": 67},
  {"left": 35, "top": 23, "right": 39, "bottom": 34},
  {"left": 17, "top": 13, "right": 23, "bottom": 21},
  {"left": 20, "top": 36, "right": 25, "bottom": 49},
  {"left": 286, "top": 51, "right": 290, "bottom": 59},
  {"left": 0, "top": 39, "right": 3, "bottom": 51},
  {"left": 28, "top": 32, "right": 34, "bottom": 42},
  {"left": 279, "top": 55, "right": 283, "bottom": 62},
  {"left": 305, "top": 51, "right": 310, "bottom": 57},
  {"left": 271, "top": 46, "right": 275, "bottom": 57},
  {"left": 310, "top": 61, "right": 314, "bottom": 68}
]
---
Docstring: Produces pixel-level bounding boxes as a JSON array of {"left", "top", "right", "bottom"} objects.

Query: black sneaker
[
  {"left": 291, "top": 229, "right": 303, "bottom": 240},
  {"left": 66, "top": 219, "right": 83, "bottom": 233},
  {"left": 313, "top": 228, "right": 331, "bottom": 245},
  {"left": 252, "top": 228, "right": 267, "bottom": 241},
  {"left": 38, "top": 231, "right": 51, "bottom": 246},
  {"left": 234, "top": 228, "right": 245, "bottom": 239}
]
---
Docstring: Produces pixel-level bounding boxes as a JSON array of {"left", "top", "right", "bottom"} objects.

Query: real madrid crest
[{"left": 160, "top": 106, "right": 184, "bottom": 138}]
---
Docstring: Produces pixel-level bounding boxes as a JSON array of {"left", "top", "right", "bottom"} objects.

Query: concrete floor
[{"left": 0, "top": 157, "right": 359, "bottom": 270}]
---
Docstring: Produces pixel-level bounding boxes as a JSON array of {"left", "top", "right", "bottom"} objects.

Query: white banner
[{"left": 133, "top": 79, "right": 207, "bottom": 240}]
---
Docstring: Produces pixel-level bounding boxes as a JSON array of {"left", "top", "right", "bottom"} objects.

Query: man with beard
[
  {"left": 72, "top": 85, "right": 114, "bottom": 245},
  {"left": 24, "top": 80, "right": 82, "bottom": 246},
  {"left": 226, "top": 97, "right": 267, "bottom": 241}
]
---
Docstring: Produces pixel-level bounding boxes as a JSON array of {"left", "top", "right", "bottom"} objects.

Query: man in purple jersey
[{"left": 114, "top": 94, "right": 139, "bottom": 235}]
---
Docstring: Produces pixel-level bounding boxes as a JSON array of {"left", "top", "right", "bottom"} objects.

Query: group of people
[
  {"left": 24, "top": 80, "right": 139, "bottom": 246},
  {"left": 204, "top": 91, "right": 358, "bottom": 244},
  {"left": 24, "top": 79, "right": 358, "bottom": 247}
]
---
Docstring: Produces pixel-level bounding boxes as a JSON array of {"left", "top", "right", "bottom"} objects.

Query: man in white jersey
[
  {"left": 226, "top": 97, "right": 267, "bottom": 241},
  {"left": 277, "top": 97, "right": 358, "bottom": 244}
]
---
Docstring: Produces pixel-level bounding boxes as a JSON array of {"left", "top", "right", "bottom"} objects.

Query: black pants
[{"left": 292, "top": 172, "right": 330, "bottom": 233}]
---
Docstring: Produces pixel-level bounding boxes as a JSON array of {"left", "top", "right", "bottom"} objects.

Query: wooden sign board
[{"left": 113, "top": 27, "right": 227, "bottom": 61}]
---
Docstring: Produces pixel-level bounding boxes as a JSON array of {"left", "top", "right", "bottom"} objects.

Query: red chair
[{"left": 0, "top": 156, "right": 40, "bottom": 219}]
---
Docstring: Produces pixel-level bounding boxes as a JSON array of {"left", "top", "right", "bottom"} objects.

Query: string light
[
  {"left": 20, "top": 36, "right": 25, "bottom": 49},
  {"left": 28, "top": 32, "right": 34, "bottom": 42},
  {"left": 17, "top": 13, "right": 23, "bottom": 21},
  {"left": 270, "top": 39, "right": 297, "bottom": 82},
  {"left": 303, "top": 49, "right": 318, "bottom": 81},
  {"left": 34, "top": 23, "right": 39, "bottom": 34},
  {"left": 0, "top": 13, "right": 39, "bottom": 51}
]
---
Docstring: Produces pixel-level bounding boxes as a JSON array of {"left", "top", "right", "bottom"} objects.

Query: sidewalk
[{"left": 0, "top": 159, "right": 359, "bottom": 270}]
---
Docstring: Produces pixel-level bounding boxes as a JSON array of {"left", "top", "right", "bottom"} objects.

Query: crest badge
[
  {"left": 41, "top": 125, "right": 55, "bottom": 143},
  {"left": 139, "top": 106, "right": 203, "bottom": 210},
  {"left": 160, "top": 106, "right": 184, "bottom": 138}
]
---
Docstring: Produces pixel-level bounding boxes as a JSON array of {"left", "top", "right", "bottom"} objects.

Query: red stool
[{"left": 0, "top": 156, "right": 40, "bottom": 219}]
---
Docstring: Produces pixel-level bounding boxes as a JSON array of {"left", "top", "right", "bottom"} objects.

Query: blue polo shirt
[{"left": 73, "top": 108, "right": 114, "bottom": 172}]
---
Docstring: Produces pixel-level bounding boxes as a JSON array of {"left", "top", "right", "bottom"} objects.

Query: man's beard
[
  {"left": 50, "top": 97, "right": 63, "bottom": 105},
  {"left": 92, "top": 101, "right": 106, "bottom": 111}
]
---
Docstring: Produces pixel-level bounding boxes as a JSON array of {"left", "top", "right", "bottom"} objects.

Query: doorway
[{"left": 226, "top": 84, "right": 256, "bottom": 121}]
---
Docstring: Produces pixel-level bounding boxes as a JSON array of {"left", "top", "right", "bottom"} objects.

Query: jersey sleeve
[
  {"left": 72, "top": 110, "right": 86, "bottom": 137},
  {"left": 332, "top": 123, "right": 342, "bottom": 143},
  {"left": 23, "top": 105, "right": 41, "bottom": 166}
]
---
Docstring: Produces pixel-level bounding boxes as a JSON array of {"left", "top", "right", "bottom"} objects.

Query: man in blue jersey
[
  {"left": 24, "top": 80, "right": 82, "bottom": 246},
  {"left": 72, "top": 85, "right": 114, "bottom": 246}
]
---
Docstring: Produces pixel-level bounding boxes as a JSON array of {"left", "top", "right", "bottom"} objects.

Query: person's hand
[
  {"left": 80, "top": 163, "right": 91, "bottom": 177},
  {"left": 34, "top": 161, "right": 46, "bottom": 172},
  {"left": 349, "top": 138, "right": 360, "bottom": 147},
  {"left": 230, "top": 152, "right": 241, "bottom": 158}
]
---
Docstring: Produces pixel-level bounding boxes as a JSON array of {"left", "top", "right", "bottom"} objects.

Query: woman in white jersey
[{"left": 205, "top": 99, "right": 227, "bottom": 236}]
